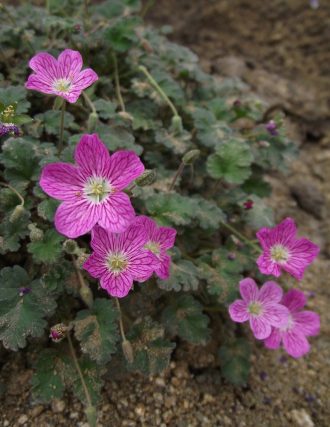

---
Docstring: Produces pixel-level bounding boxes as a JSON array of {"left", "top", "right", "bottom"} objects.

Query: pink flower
[
  {"left": 264, "top": 289, "right": 320, "bottom": 358},
  {"left": 256, "top": 218, "right": 319, "bottom": 280},
  {"left": 25, "top": 49, "right": 98, "bottom": 103},
  {"left": 229, "top": 278, "right": 289, "bottom": 340},
  {"left": 83, "top": 224, "right": 158, "bottom": 298},
  {"left": 135, "top": 216, "right": 176, "bottom": 279},
  {"left": 40, "top": 134, "right": 144, "bottom": 238}
]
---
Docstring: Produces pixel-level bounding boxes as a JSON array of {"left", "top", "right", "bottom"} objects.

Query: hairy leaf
[{"left": 27, "top": 229, "right": 64, "bottom": 264}]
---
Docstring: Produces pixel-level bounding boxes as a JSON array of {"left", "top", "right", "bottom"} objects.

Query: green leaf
[
  {"left": 207, "top": 140, "right": 253, "bottom": 184},
  {"left": 35, "top": 110, "right": 78, "bottom": 135},
  {"left": 244, "top": 195, "right": 274, "bottom": 230},
  {"left": 74, "top": 299, "right": 119, "bottom": 364},
  {"left": 105, "top": 16, "right": 141, "bottom": 52},
  {"left": 127, "top": 317, "right": 175, "bottom": 375},
  {"left": 0, "top": 210, "right": 30, "bottom": 254},
  {"left": 37, "top": 198, "right": 60, "bottom": 221},
  {"left": 95, "top": 124, "right": 143, "bottom": 155},
  {"left": 27, "top": 229, "right": 64, "bottom": 264},
  {"left": 158, "top": 259, "right": 199, "bottom": 292},
  {"left": 155, "top": 129, "right": 192, "bottom": 154},
  {"left": 218, "top": 338, "right": 251, "bottom": 386},
  {"left": 0, "top": 86, "right": 30, "bottom": 114},
  {"left": 162, "top": 295, "right": 210, "bottom": 344},
  {"left": 0, "top": 266, "right": 57, "bottom": 350},
  {"left": 94, "top": 99, "right": 117, "bottom": 120}
]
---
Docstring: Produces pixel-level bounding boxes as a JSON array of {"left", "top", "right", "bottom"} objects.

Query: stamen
[
  {"left": 84, "top": 177, "right": 113, "bottom": 203},
  {"left": 53, "top": 78, "right": 72, "bottom": 93},
  {"left": 248, "top": 302, "right": 263, "bottom": 316},
  {"left": 271, "top": 244, "right": 290, "bottom": 263},
  {"left": 107, "top": 252, "right": 128, "bottom": 275},
  {"left": 145, "top": 241, "right": 161, "bottom": 256}
]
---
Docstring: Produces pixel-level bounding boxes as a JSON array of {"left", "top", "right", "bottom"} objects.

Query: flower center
[
  {"left": 53, "top": 78, "right": 72, "bottom": 93},
  {"left": 145, "top": 241, "right": 161, "bottom": 256},
  {"left": 248, "top": 302, "right": 263, "bottom": 316},
  {"left": 280, "top": 314, "right": 294, "bottom": 332},
  {"left": 84, "top": 177, "right": 113, "bottom": 203},
  {"left": 270, "top": 244, "right": 290, "bottom": 263},
  {"left": 107, "top": 252, "right": 128, "bottom": 275}
]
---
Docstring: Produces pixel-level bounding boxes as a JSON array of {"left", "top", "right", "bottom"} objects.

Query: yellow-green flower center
[
  {"left": 84, "top": 177, "right": 113, "bottom": 203},
  {"left": 145, "top": 241, "right": 161, "bottom": 256},
  {"left": 53, "top": 78, "right": 72, "bottom": 93},
  {"left": 248, "top": 302, "right": 263, "bottom": 316},
  {"left": 107, "top": 252, "right": 128, "bottom": 275},
  {"left": 271, "top": 244, "right": 290, "bottom": 263}
]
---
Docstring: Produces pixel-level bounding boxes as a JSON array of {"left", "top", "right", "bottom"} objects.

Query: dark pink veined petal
[
  {"left": 39, "top": 162, "right": 83, "bottom": 201},
  {"left": 250, "top": 316, "right": 272, "bottom": 340},
  {"left": 100, "top": 271, "right": 133, "bottom": 298},
  {"left": 28, "top": 52, "right": 59, "bottom": 80},
  {"left": 239, "top": 278, "right": 259, "bottom": 302},
  {"left": 258, "top": 281, "right": 283, "bottom": 304},
  {"left": 83, "top": 252, "right": 108, "bottom": 279},
  {"left": 128, "top": 249, "right": 158, "bottom": 282},
  {"left": 54, "top": 200, "right": 99, "bottom": 238},
  {"left": 293, "top": 311, "right": 320, "bottom": 337},
  {"left": 72, "top": 68, "right": 98, "bottom": 91},
  {"left": 282, "top": 289, "right": 306, "bottom": 312},
  {"left": 256, "top": 217, "right": 297, "bottom": 250},
  {"left": 155, "top": 253, "right": 171, "bottom": 280},
  {"left": 90, "top": 225, "right": 119, "bottom": 256},
  {"left": 256, "top": 253, "right": 282, "bottom": 277},
  {"left": 107, "top": 151, "right": 145, "bottom": 190},
  {"left": 262, "top": 303, "right": 289, "bottom": 328},
  {"left": 228, "top": 300, "right": 249, "bottom": 323},
  {"left": 283, "top": 238, "right": 320, "bottom": 281},
  {"left": 25, "top": 74, "right": 55, "bottom": 95},
  {"left": 282, "top": 330, "right": 310, "bottom": 358},
  {"left": 119, "top": 223, "right": 148, "bottom": 255},
  {"left": 57, "top": 49, "right": 83, "bottom": 79},
  {"left": 61, "top": 90, "right": 83, "bottom": 104},
  {"left": 264, "top": 328, "right": 282, "bottom": 350},
  {"left": 98, "top": 192, "right": 136, "bottom": 234},
  {"left": 74, "top": 134, "right": 110, "bottom": 177},
  {"left": 155, "top": 226, "right": 177, "bottom": 250},
  {"left": 134, "top": 215, "right": 157, "bottom": 238}
]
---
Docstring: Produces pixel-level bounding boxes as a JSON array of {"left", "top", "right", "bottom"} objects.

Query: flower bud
[
  {"left": 9, "top": 205, "right": 25, "bottom": 223},
  {"left": 19, "top": 287, "right": 31, "bottom": 297},
  {"left": 87, "top": 112, "right": 99, "bottom": 133},
  {"left": 118, "top": 111, "right": 134, "bottom": 123},
  {"left": 265, "top": 120, "right": 278, "bottom": 136},
  {"left": 182, "top": 149, "right": 200, "bottom": 165},
  {"left": 63, "top": 239, "right": 79, "bottom": 255},
  {"left": 49, "top": 323, "right": 68, "bottom": 343},
  {"left": 76, "top": 252, "right": 89, "bottom": 269},
  {"left": 79, "top": 284, "right": 94, "bottom": 308},
  {"left": 85, "top": 406, "right": 97, "bottom": 427},
  {"left": 122, "top": 339, "right": 134, "bottom": 364},
  {"left": 28, "top": 223, "right": 44, "bottom": 242},
  {"left": 135, "top": 169, "right": 157, "bottom": 186},
  {"left": 170, "top": 115, "right": 183, "bottom": 135},
  {"left": 243, "top": 199, "right": 254, "bottom": 210}
]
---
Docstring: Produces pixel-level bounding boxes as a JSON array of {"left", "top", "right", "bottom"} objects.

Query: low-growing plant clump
[{"left": 0, "top": 1, "right": 320, "bottom": 425}]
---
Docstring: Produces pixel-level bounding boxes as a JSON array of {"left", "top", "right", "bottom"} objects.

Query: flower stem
[
  {"left": 58, "top": 100, "right": 66, "bottom": 154},
  {"left": 72, "top": 256, "right": 93, "bottom": 309},
  {"left": 115, "top": 298, "right": 127, "bottom": 341},
  {"left": 82, "top": 91, "right": 97, "bottom": 114},
  {"left": 67, "top": 331, "right": 96, "bottom": 427},
  {"left": 112, "top": 53, "right": 125, "bottom": 112},
  {"left": 138, "top": 65, "right": 179, "bottom": 117},
  {"left": 0, "top": 182, "right": 24, "bottom": 206},
  {"left": 220, "top": 220, "right": 261, "bottom": 253},
  {"left": 169, "top": 162, "right": 185, "bottom": 191},
  {"left": 140, "top": 0, "right": 155, "bottom": 17}
]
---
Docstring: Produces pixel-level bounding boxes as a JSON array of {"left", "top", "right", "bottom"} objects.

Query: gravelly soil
[{"left": 1, "top": 1, "right": 330, "bottom": 426}]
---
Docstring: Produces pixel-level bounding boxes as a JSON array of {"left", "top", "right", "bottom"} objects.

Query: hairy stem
[
  {"left": 82, "top": 91, "right": 97, "bottom": 114},
  {"left": 169, "top": 162, "right": 185, "bottom": 191},
  {"left": 72, "top": 256, "right": 93, "bottom": 309},
  {"left": 0, "top": 182, "right": 24, "bottom": 206},
  {"left": 115, "top": 297, "right": 127, "bottom": 342},
  {"left": 220, "top": 220, "right": 261, "bottom": 253},
  {"left": 58, "top": 100, "right": 66, "bottom": 153},
  {"left": 112, "top": 53, "right": 126, "bottom": 112}
]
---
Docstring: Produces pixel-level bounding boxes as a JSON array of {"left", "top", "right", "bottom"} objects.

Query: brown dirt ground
[{"left": 1, "top": 1, "right": 330, "bottom": 426}]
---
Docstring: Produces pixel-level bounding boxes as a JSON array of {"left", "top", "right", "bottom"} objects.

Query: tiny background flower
[
  {"left": 264, "top": 289, "right": 320, "bottom": 358},
  {"left": 256, "top": 217, "right": 319, "bottom": 280},
  {"left": 135, "top": 215, "right": 176, "bottom": 280},
  {"left": 25, "top": 49, "right": 98, "bottom": 103},
  {"left": 40, "top": 133, "right": 144, "bottom": 238},
  {"left": 83, "top": 224, "right": 158, "bottom": 298},
  {"left": 229, "top": 278, "right": 289, "bottom": 340}
]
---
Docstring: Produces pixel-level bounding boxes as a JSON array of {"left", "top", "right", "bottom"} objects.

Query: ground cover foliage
[{"left": 0, "top": 0, "right": 297, "bottom": 423}]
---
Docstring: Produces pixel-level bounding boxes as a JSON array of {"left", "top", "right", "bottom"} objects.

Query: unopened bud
[
  {"left": 9, "top": 205, "right": 25, "bottom": 223},
  {"left": 170, "top": 115, "right": 183, "bottom": 135},
  {"left": 227, "top": 252, "right": 237, "bottom": 261},
  {"left": 63, "top": 239, "right": 79, "bottom": 255},
  {"left": 19, "top": 287, "right": 31, "bottom": 296},
  {"left": 79, "top": 284, "right": 94, "bottom": 308},
  {"left": 135, "top": 169, "right": 157, "bottom": 186},
  {"left": 73, "top": 23, "right": 81, "bottom": 34},
  {"left": 76, "top": 252, "right": 89, "bottom": 269},
  {"left": 182, "top": 149, "right": 200, "bottom": 165},
  {"left": 122, "top": 339, "right": 134, "bottom": 364},
  {"left": 50, "top": 323, "right": 68, "bottom": 343},
  {"left": 28, "top": 223, "right": 44, "bottom": 242},
  {"left": 258, "top": 140, "right": 270, "bottom": 148},
  {"left": 118, "top": 111, "right": 134, "bottom": 123},
  {"left": 85, "top": 406, "right": 97, "bottom": 427},
  {"left": 87, "top": 112, "right": 98, "bottom": 133}
]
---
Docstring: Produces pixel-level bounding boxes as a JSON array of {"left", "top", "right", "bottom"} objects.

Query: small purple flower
[
  {"left": 49, "top": 323, "right": 67, "bottom": 342},
  {"left": 229, "top": 278, "right": 289, "bottom": 340},
  {"left": 19, "top": 287, "right": 31, "bottom": 296},
  {"left": 83, "top": 223, "right": 158, "bottom": 298},
  {"left": 310, "top": 0, "right": 319, "bottom": 9},
  {"left": 264, "top": 289, "right": 320, "bottom": 358},
  {"left": 40, "top": 134, "right": 145, "bottom": 238},
  {"left": 25, "top": 49, "right": 98, "bottom": 103},
  {"left": 265, "top": 120, "right": 278, "bottom": 136},
  {"left": 243, "top": 199, "right": 254, "bottom": 210},
  {"left": 256, "top": 218, "right": 320, "bottom": 280},
  {"left": 0, "top": 123, "right": 21, "bottom": 137},
  {"left": 135, "top": 215, "right": 176, "bottom": 279}
]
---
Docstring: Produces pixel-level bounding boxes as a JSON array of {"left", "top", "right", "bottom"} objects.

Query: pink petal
[
  {"left": 54, "top": 200, "right": 99, "bottom": 238},
  {"left": 57, "top": 49, "right": 83, "bottom": 78},
  {"left": 239, "top": 278, "right": 259, "bottom": 302},
  {"left": 90, "top": 225, "right": 118, "bottom": 256},
  {"left": 155, "top": 253, "right": 171, "bottom": 280},
  {"left": 156, "top": 227, "right": 177, "bottom": 250},
  {"left": 256, "top": 253, "right": 282, "bottom": 277},
  {"left": 61, "top": 90, "right": 82, "bottom": 104},
  {"left": 128, "top": 250, "right": 158, "bottom": 282},
  {"left": 40, "top": 162, "right": 83, "bottom": 201},
  {"left": 28, "top": 52, "right": 58, "bottom": 80},
  {"left": 256, "top": 217, "right": 297, "bottom": 250},
  {"left": 293, "top": 311, "right": 320, "bottom": 337},
  {"left": 100, "top": 271, "right": 133, "bottom": 298},
  {"left": 119, "top": 223, "right": 148, "bottom": 254},
  {"left": 258, "top": 281, "right": 283, "bottom": 304},
  {"left": 228, "top": 300, "right": 249, "bottom": 323},
  {"left": 250, "top": 316, "right": 272, "bottom": 340},
  {"left": 72, "top": 68, "right": 98, "bottom": 91},
  {"left": 262, "top": 303, "right": 289, "bottom": 328},
  {"left": 283, "top": 238, "right": 320, "bottom": 281},
  {"left": 107, "top": 151, "right": 145, "bottom": 190},
  {"left": 83, "top": 252, "right": 108, "bottom": 278},
  {"left": 98, "top": 192, "right": 136, "bottom": 233},
  {"left": 282, "top": 330, "right": 310, "bottom": 358},
  {"left": 134, "top": 215, "right": 157, "bottom": 236},
  {"left": 74, "top": 134, "right": 110, "bottom": 178},
  {"left": 264, "top": 328, "right": 282, "bottom": 350},
  {"left": 282, "top": 289, "right": 306, "bottom": 312},
  {"left": 25, "top": 74, "right": 55, "bottom": 95}
]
